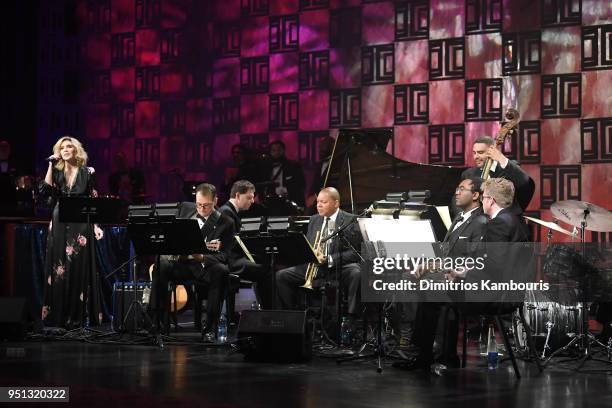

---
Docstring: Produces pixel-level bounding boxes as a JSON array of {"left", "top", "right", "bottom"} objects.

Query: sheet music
[
  {"left": 358, "top": 218, "right": 437, "bottom": 258},
  {"left": 234, "top": 235, "right": 255, "bottom": 263},
  {"left": 435, "top": 206, "right": 452, "bottom": 229}
]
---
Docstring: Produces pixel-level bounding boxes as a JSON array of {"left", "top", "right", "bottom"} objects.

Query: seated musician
[
  {"left": 149, "top": 183, "right": 234, "bottom": 342},
  {"left": 397, "top": 177, "right": 488, "bottom": 370},
  {"left": 219, "top": 180, "right": 273, "bottom": 309},
  {"left": 462, "top": 136, "right": 534, "bottom": 215},
  {"left": 276, "top": 187, "right": 363, "bottom": 320},
  {"left": 397, "top": 178, "right": 528, "bottom": 371}
]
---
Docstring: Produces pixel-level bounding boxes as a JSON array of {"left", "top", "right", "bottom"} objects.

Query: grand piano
[{"left": 323, "top": 128, "right": 465, "bottom": 213}]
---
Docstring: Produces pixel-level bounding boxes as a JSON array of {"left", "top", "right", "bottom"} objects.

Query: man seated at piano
[
  {"left": 462, "top": 136, "right": 534, "bottom": 215},
  {"left": 276, "top": 187, "right": 363, "bottom": 321},
  {"left": 219, "top": 180, "right": 273, "bottom": 309},
  {"left": 149, "top": 183, "right": 234, "bottom": 342}
]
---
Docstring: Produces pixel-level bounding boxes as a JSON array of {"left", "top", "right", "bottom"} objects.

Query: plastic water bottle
[
  {"left": 217, "top": 314, "right": 228, "bottom": 343},
  {"left": 486, "top": 324, "right": 498, "bottom": 370},
  {"left": 340, "top": 316, "right": 352, "bottom": 348}
]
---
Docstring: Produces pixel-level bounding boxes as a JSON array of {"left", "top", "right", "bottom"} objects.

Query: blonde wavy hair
[{"left": 52, "top": 136, "right": 88, "bottom": 170}]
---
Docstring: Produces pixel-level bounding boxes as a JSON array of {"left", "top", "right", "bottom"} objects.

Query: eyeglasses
[
  {"left": 196, "top": 203, "right": 214, "bottom": 209},
  {"left": 482, "top": 195, "right": 494, "bottom": 201},
  {"left": 455, "top": 187, "right": 473, "bottom": 193}
]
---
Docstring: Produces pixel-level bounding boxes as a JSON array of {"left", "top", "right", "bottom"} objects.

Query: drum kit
[{"left": 517, "top": 200, "right": 612, "bottom": 364}]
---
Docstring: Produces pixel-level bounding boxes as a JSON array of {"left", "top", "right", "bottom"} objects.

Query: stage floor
[{"left": 2, "top": 324, "right": 612, "bottom": 408}]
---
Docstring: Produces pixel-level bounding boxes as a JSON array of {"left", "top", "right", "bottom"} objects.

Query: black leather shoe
[
  {"left": 202, "top": 330, "right": 216, "bottom": 343},
  {"left": 438, "top": 355, "right": 461, "bottom": 369}
]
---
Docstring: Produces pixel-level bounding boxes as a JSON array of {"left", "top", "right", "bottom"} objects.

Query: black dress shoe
[{"left": 202, "top": 330, "right": 216, "bottom": 343}]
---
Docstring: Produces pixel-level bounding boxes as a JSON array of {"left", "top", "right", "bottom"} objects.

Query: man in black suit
[
  {"left": 262, "top": 140, "right": 306, "bottom": 207},
  {"left": 219, "top": 180, "right": 273, "bottom": 308},
  {"left": 462, "top": 136, "right": 534, "bottom": 214},
  {"left": 276, "top": 187, "right": 363, "bottom": 317},
  {"left": 400, "top": 177, "right": 488, "bottom": 370},
  {"left": 150, "top": 183, "right": 234, "bottom": 341}
]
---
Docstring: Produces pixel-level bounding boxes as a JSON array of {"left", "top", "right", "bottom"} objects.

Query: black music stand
[
  {"left": 128, "top": 210, "right": 207, "bottom": 347},
  {"left": 58, "top": 197, "right": 123, "bottom": 334},
  {"left": 242, "top": 231, "right": 317, "bottom": 309}
]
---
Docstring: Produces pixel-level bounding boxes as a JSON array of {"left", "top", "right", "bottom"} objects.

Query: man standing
[
  {"left": 219, "top": 180, "right": 273, "bottom": 309},
  {"left": 276, "top": 187, "right": 363, "bottom": 318},
  {"left": 462, "top": 136, "right": 534, "bottom": 214},
  {"left": 150, "top": 183, "right": 234, "bottom": 342}
]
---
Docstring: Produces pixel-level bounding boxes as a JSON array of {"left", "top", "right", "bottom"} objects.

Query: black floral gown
[{"left": 40, "top": 166, "right": 102, "bottom": 328}]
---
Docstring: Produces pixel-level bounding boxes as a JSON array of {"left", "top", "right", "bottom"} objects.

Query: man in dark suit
[
  {"left": 261, "top": 140, "right": 306, "bottom": 207},
  {"left": 462, "top": 136, "right": 535, "bottom": 214},
  {"left": 400, "top": 177, "right": 488, "bottom": 370},
  {"left": 150, "top": 183, "right": 234, "bottom": 341},
  {"left": 276, "top": 187, "right": 363, "bottom": 317},
  {"left": 219, "top": 180, "right": 273, "bottom": 308}
]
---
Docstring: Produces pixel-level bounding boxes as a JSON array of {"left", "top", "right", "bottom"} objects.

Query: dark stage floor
[{"left": 2, "top": 322, "right": 612, "bottom": 408}]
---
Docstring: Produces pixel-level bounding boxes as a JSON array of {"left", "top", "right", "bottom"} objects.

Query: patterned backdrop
[{"left": 35, "top": 0, "right": 611, "bottom": 241}]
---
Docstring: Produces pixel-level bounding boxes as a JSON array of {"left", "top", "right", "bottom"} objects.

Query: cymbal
[
  {"left": 524, "top": 216, "right": 577, "bottom": 237},
  {"left": 551, "top": 200, "right": 612, "bottom": 232}
]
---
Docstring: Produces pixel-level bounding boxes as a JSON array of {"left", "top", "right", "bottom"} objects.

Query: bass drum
[{"left": 515, "top": 289, "right": 583, "bottom": 356}]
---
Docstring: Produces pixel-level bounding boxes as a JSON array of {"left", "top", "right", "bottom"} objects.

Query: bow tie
[{"left": 197, "top": 215, "right": 207, "bottom": 222}]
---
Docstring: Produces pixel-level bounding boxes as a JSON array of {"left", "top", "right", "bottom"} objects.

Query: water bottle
[
  {"left": 217, "top": 314, "right": 228, "bottom": 343},
  {"left": 486, "top": 324, "right": 498, "bottom": 370},
  {"left": 340, "top": 316, "right": 352, "bottom": 348}
]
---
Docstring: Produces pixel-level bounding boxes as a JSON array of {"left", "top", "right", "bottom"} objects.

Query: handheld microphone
[{"left": 46, "top": 155, "right": 59, "bottom": 163}]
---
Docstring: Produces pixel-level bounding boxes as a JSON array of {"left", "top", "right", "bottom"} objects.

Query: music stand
[
  {"left": 58, "top": 197, "right": 123, "bottom": 335},
  {"left": 241, "top": 230, "right": 317, "bottom": 309},
  {"left": 128, "top": 206, "right": 208, "bottom": 347}
]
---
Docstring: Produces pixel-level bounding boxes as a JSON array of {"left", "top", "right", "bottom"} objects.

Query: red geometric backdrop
[{"left": 35, "top": 0, "right": 612, "bottom": 241}]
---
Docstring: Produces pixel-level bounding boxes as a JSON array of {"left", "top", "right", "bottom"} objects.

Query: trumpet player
[{"left": 276, "top": 187, "right": 363, "bottom": 317}]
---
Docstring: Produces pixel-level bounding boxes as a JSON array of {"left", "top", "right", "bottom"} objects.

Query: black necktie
[{"left": 197, "top": 215, "right": 207, "bottom": 236}]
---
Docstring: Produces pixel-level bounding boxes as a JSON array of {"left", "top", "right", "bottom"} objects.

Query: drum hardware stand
[
  {"left": 541, "top": 321, "right": 554, "bottom": 359},
  {"left": 543, "top": 210, "right": 612, "bottom": 369}
]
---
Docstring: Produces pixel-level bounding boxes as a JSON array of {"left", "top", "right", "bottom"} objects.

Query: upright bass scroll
[{"left": 481, "top": 108, "right": 520, "bottom": 180}]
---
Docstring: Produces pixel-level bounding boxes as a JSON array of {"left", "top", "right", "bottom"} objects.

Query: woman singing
[{"left": 40, "top": 136, "right": 104, "bottom": 329}]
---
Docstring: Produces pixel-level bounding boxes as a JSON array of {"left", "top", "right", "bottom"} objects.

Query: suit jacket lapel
[{"left": 444, "top": 209, "right": 480, "bottom": 254}]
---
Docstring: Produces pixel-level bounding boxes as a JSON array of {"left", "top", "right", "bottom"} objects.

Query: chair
[{"left": 459, "top": 303, "right": 543, "bottom": 379}]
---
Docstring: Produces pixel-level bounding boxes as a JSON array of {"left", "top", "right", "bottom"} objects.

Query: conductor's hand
[{"left": 206, "top": 239, "right": 221, "bottom": 252}]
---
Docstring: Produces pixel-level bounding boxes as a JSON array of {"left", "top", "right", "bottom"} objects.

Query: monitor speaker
[
  {"left": 237, "top": 310, "right": 312, "bottom": 361},
  {"left": 0, "top": 297, "right": 28, "bottom": 340}
]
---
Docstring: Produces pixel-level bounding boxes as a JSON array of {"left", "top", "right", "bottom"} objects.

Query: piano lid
[{"left": 324, "top": 128, "right": 466, "bottom": 213}]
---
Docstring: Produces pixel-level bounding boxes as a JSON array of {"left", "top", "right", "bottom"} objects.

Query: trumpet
[{"left": 302, "top": 231, "right": 322, "bottom": 290}]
